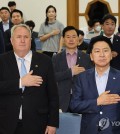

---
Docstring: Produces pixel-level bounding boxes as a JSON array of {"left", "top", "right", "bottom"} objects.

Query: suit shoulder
[
  {"left": 33, "top": 51, "right": 52, "bottom": 62},
  {"left": 78, "top": 50, "right": 90, "bottom": 59},
  {"left": 78, "top": 68, "right": 94, "bottom": 78}
]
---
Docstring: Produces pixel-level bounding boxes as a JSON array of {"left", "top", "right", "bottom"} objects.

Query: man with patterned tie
[{"left": 0, "top": 24, "right": 59, "bottom": 134}]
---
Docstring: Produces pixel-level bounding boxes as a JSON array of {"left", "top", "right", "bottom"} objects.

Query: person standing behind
[
  {"left": 5, "top": 9, "right": 23, "bottom": 52},
  {"left": 87, "top": 14, "right": 120, "bottom": 70},
  {"left": 52, "top": 26, "right": 92, "bottom": 112},
  {"left": 38, "top": 5, "right": 64, "bottom": 57},
  {"left": 0, "top": 7, "right": 13, "bottom": 40},
  {"left": 8, "top": 1, "right": 16, "bottom": 12},
  {"left": 0, "top": 24, "right": 59, "bottom": 134},
  {"left": 70, "top": 36, "right": 120, "bottom": 134},
  {"left": 25, "top": 20, "right": 38, "bottom": 51},
  {"left": 77, "top": 30, "right": 89, "bottom": 52}
]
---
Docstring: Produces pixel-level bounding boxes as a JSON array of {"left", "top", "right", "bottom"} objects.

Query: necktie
[
  {"left": 19, "top": 58, "right": 27, "bottom": 120},
  {"left": 20, "top": 58, "right": 27, "bottom": 91}
]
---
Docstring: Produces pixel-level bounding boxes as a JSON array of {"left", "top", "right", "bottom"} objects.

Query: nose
[
  {"left": 21, "top": 37, "right": 25, "bottom": 42},
  {"left": 100, "top": 51, "right": 105, "bottom": 56}
]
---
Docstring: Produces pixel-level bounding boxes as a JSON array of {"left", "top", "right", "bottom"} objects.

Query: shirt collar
[
  {"left": 2, "top": 20, "right": 9, "bottom": 25},
  {"left": 14, "top": 50, "right": 32, "bottom": 62},
  {"left": 66, "top": 49, "right": 78, "bottom": 55},
  {"left": 95, "top": 67, "right": 110, "bottom": 77},
  {"left": 103, "top": 34, "right": 114, "bottom": 39}
]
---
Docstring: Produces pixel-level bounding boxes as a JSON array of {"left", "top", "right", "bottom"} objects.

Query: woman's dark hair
[{"left": 45, "top": 5, "right": 56, "bottom": 26}]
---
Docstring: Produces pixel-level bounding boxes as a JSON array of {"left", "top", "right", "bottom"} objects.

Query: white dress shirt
[
  {"left": 95, "top": 67, "right": 110, "bottom": 96},
  {"left": 14, "top": 50, "right": 32, "bottom": 119}
]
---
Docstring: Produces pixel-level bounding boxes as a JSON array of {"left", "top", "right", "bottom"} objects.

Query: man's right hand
[
  {"left": 97, "top": 91, "right": 120, "bottom": 105},
  {"left": 21, "top": 70, "right": 43, "bottom": 87},
  {"left": 72, "top": 64, "right": 85, "bottom": 75}
]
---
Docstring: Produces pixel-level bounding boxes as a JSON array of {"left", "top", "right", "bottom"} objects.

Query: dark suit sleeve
[
  {"left": 0, "top": 56, "right": 20, "bottom": 95},
  {"left": 46, "top": 58, "right": 59, "bottom": 127},
  {"left": 0, "top": 30, "right": 5, "bottom": 54},
  {"left": 52, "top": 54, "right": 72, "bottom": 82},
  {"left": 70, "top": 74, "right": 100, "bottom": 113}
]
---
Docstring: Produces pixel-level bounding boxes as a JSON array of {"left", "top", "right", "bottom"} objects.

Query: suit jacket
[
  {"left": 52, "top": 50, "right": 93, "bottom": 112},
  {"left": 0, "top": 51, "right": 59, "bottom": 134},
  {"left": 0, "top": 30, "right": 5, "bottom": 54},
  {"left": 87, "top": 35, "right": 120, "bottom": 70},
  {"left": 70, "top": 67, "right": 120, "bottom": 134},
  {"left": 0, "top": 20, "right": 13, "bottom": 40},
  {"left": 110, "top": 35, "right": 120, "bottom": 70}
]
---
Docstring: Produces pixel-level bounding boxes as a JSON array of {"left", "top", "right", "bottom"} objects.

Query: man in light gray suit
[{"left": 52, "top": 26, "right": 93, "bottom": 112}]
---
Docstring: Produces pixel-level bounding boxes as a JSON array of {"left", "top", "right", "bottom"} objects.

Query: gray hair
[{"left": 11, "top": 24, "right": 31, "bottom": 37}]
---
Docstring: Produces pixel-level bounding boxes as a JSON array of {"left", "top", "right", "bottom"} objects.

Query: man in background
[
  {"left": 52, "top": 26, "right": 92, "bottom": 112},
  {"left": 8, "top": 1, "right": 16, "bottom": 12}
]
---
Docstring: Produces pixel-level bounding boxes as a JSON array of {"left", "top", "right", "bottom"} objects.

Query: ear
[
  {"left": 62, "top": 38, "right": 65, "bottom": 43},
  {"left": 10, "top": 38, "right": 13, "bottom": 46},
  {"left": 90, "top": 53, "right": 93, "bottom": 61},
  {"left": 110, "top": 54, "right": 112, "bottom": 60}
]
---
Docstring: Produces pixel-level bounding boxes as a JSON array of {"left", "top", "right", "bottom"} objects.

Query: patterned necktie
[{"left": 20, "top": 58, "right": 27, "bottom": 91}]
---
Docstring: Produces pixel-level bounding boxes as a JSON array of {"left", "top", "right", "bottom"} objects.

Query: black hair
[
  {"left": 8, "top": 1, "right": 16, "bottom": 7},
  {"left": 25, "top": 20, "right": 35, "bottom": 29},
  {"left": 62, "top": 26, "right": 79, "bottom": 37},
  {"left": 0, "top": 7, "right": 10, "bottom": 13},
  {"left": 78, "top": 30, "right": 84, "bottom": 36},
  {"left": 45, "top": 5, "right": 56, "bottom": 26},
  {"left": 101, "top": 14, "right": 117, "bottom": 25},
  {"left": 10, "top": 9, "right": 23, "bottom": 18},
  {"left": 93, "top": 19, "right": 101, "bottom": 25},
  {"left": 89, "top": 36, "right": 112, "bottom": 53},
  {"left": 87, "top": 20, "right": 93, "bottom": 27}
]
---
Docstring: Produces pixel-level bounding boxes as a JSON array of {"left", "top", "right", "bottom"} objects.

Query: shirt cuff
[{"left": 19, "top": 78, "right": 22, "bottom": 88}]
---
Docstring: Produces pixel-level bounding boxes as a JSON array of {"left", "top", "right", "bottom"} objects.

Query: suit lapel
[
  {"left": 61, "top": 50, "right": 69, "bottom": 69},
  {"left": 87, "top": 68, "right": 99, "bottom": 98},
  {"left": 76, "top": 51, "right": 82, "bottom": 65},
  {"left": 105, "top": 67, "right": 118, "bottom": 92},
  {"left": 9, "top": 52, "right": 20, "bottom": 78}
]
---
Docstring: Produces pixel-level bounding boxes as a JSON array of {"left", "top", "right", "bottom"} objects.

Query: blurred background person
[
  {"left": 77, "top": 30, "right": 89, "bottom": 52},
  {"left": 38, "top": 5, "right": 64, "bottom": 57},
  {"left": 0, "top": 7, "right": 13, "bottom": 47},
  {"left": 90, "top": 19, "right": 102, "bottom": 35},
  {"left": 25, "top": 20, "right": 38, "bottom": 51},
  {"left": 81, "top": 19, "right": 94, "bottom": 39},
  {"left": 4, "top": 9, "right": 23, "bottom": 52},
  {"left": 8, "top": 1, "right": 16, "bottom": 12}
]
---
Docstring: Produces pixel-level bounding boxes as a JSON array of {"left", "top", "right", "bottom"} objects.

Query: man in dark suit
[
  {"left": 70, "top": 36, "right": 120, "bottom": 134},
  {"left": 0, "top": 30, "right": 5, "bottom": 54},
  {"left": 4, "top": 9, "right": 23, "bottom": 52},
  {"left": 87, "top": 14, "right": 120, "bottom": 70},
  {"left": 0, "top": 7, "right": 13, "bottom": 50},
  {"left": 0, "top": 7, "right": 12, "bottom": 34},
  {"left": 0, "top": 24, "right": 59, "bottom": 134},
  {"left": 52, "top": 26, "right": 92, "bottom": 112}
]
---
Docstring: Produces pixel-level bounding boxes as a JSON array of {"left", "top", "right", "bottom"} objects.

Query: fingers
[
  {"left": 97, "top": 91, "right": 120, "bottom": 105},
  {"left": 21, "top": 73, "right": 43, "bottom": 87}
]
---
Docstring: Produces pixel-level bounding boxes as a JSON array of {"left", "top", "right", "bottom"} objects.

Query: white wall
[{"left": 0, "top": 0, "right": 67, "bottom": 32}]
